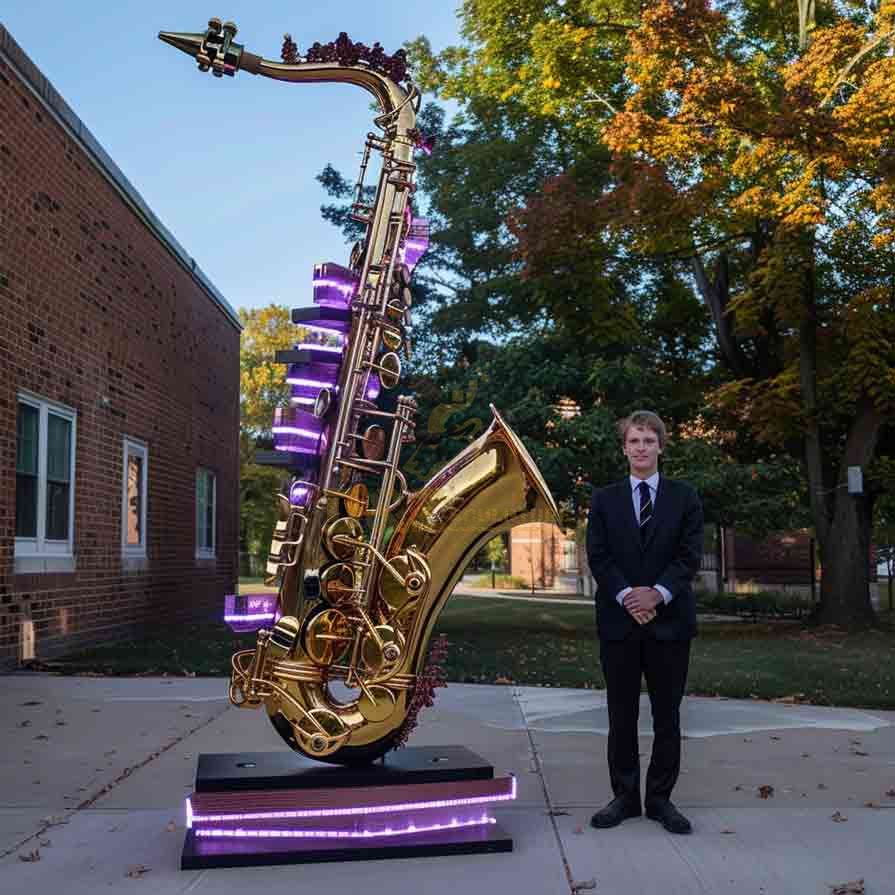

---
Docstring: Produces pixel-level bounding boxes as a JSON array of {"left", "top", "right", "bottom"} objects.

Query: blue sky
[{"left": 3, "top": 1, "right": 463, "bottom": 312}]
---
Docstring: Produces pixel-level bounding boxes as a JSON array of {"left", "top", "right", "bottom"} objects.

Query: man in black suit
[{"left": 586, "top": 410, "right": 703, "bottom": 834}]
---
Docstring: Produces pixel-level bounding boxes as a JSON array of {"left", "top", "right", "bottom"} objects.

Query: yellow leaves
[{"left": 542, "top": 76, "right": 562, "bottom": 90}]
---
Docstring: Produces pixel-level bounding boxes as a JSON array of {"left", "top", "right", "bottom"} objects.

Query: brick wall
[{"left": 0, "top": 37, "right": 240, "bottom": 664}]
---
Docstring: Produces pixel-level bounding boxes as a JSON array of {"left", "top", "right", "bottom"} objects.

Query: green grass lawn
[{"left": 47, "top": 596, "right": 895, "bottom": 710}]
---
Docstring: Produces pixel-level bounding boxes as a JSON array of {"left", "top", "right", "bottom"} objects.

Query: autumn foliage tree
[
  {"left": 239, "top": 305, "right": 301, "bottom": 572},
  {"left": 419, "top": 0, "right": 895, "bottom": 626}
]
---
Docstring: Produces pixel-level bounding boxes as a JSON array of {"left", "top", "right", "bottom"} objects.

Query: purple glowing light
[
  {"left": 223, "top": 593, "right": 279, "bottom": 633},
  {"left": 313, "top": 263, "right": 359, "bottom": 310},
  {"left": 272, "top": 407, "right": 327, "bottom": 456},
  {"left": 401, "top": 217, "right": 430, "bottom": 273},
  {"left": 365, "top": 373, "right": 381, "bottom": 402},
  {"left": 193, "top": 816, "right": 496, "bottom": 841},
  {"left": 302, "top": 321, "right": 350, "bottom": 337},
  {"left": 289, "top": 482, "right": 311, "bottom": 507},
  {"left": 296, "top": 342, "right": 344, "bottom": 355},
  {"left": 187, "top": 776, "right": 516, "bottom": 827}
]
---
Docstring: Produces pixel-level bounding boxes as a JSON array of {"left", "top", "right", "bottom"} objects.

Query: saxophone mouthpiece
[
  {"left": 158, "top": 19, "right": 243, "bottom": 77},
  {"left": 157, "top": 30, "right": 205, "bottom": 57}
]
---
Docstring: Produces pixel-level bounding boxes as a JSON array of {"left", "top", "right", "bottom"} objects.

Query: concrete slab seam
[
  {"left": 512, "top": 686, "right": 578, "bottom": 894},
  {"left": 0, "top": 701, "right": 232, "bottom": 860}
]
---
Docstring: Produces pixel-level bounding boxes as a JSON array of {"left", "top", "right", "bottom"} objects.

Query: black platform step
[
  {"left": 181, "top": 823, "right": 512, "bottom": 870},
  {"left": 292, "top": 305, "right": 352, "bottom": 326},
  {"left": 195, "top": 745, "right": 494, "bottom": 793},
  {"left": 253, "top": 450, "right": 315, "bottom": 470},
  {"left": 275, "top": 347, "right": 343, "bottom": 365}
]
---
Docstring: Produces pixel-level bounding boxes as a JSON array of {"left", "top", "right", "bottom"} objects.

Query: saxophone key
[{"left": 357, "top": 685, "right": 397, "bottom": 722}]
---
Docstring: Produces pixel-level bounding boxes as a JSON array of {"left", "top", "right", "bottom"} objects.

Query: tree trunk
[
  {"left": 812, "top": 403, "right": 883, "bottom": 627},
  {"left": 814, "top": 490, "right": 875, "bottom": 627}
]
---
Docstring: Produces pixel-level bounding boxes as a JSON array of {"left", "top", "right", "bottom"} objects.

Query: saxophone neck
[{"left": 158, "top": 22, "right": 418, "bottom": 136}]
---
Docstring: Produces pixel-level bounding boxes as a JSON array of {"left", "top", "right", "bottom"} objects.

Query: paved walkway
[{"left": 1, "top": 675, "right": 893, "bottom": 893}]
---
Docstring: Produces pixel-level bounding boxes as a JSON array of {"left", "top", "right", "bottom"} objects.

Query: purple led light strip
[
  {"left": 187, "top": 776, "right": 515, "bottom": 827},
  {"left": 224, "top": 613, "right": 276, "bottom": 623},
  {"left": 194, "top": 816, "right": 496, "bottom": 840},
  {"left": 297, "top": 342, "right": 344, "bottom": 354},
  {"left": 313, "top": 278, "right": 356, "bottom": 296},
  {"left": 271, "top": 426, "right": 324, "bottom": 439}
]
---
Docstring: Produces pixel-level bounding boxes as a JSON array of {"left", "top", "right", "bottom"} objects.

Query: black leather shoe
[
  {"left": 590, "top": 796, "right": 642, "bottom": 829},
  {"left": 645, "top": 800, "right": 692, "bottom": 834}
]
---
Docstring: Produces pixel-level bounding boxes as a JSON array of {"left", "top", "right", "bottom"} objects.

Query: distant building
[{"left": 0, "top": 27, "right": 241, "bottom": 665}]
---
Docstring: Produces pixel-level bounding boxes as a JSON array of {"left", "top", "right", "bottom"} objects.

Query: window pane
[
  {"left": 47, "top": 414, "right": 71, "bottom": 483},
  {"left": 46, "top": 481, "right": 70, "bottom": 541},
  {"left": 16, "top": 404, "right": 39, "bottom": 475},
  {"left": 127, "top": 454, "right": 143, "bottom": 545},
  {"left": 16, "top": 404, "right": 39, "bottom": 537},
  {"left": 16, "top": 473, "right": 38, "bottom": 538}
]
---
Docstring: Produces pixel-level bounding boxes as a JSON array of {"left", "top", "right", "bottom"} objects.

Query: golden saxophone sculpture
[{"left": 160, "top": 19, "right": 561, "bottom": 765}]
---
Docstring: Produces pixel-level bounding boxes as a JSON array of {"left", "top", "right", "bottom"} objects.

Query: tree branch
[
  {"left": 818, "top": 27, "right": 895, "bottom": 109},
  {"left": 690, "top": 253, "right": 751, "bottom": 378}
]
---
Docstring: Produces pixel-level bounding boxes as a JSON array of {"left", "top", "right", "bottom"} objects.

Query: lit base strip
[{"left": 195, "top": 816, "right": 496, "bottom": 841}]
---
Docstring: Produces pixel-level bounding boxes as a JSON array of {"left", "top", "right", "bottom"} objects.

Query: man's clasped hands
[{"left": 623, "top": 586, "right": 663, "bottom": 625}]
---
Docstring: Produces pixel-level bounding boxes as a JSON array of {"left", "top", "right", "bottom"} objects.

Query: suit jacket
[{"left": 586, "top": 476, "right": 703, "bottom": 642}]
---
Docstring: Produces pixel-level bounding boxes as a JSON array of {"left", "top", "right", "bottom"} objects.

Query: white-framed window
[
  {"left": 121, "top": 437, "right": 148, "bottom": 556},
  {"left": 196, "top": 467, "right": 216, "bottom": 559},
  {"left": 15, "top": 393, "right": 77, "bottom": 558}
]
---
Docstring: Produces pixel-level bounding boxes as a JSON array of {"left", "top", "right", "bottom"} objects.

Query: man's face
[{"left": 624, "top": 425, "right": 662, "bottom": 478}]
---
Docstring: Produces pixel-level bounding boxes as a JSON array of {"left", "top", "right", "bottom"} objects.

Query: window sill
[
  {"left": 195, "top": 555, "right": 216, "bottom": 567},
  {"left": 122, "top": 555, "right": 149, "bottom": 572},
  {"left": 14, "top": 555, "right": 76, "bottom": 574}
]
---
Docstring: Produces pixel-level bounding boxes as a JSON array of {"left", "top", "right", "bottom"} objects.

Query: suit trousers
[{"left": 599, "top": 628, "right": 691, "bottom": 806}]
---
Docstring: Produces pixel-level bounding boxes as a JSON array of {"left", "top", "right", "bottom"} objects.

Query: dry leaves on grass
[
  {"left": 18, "top": 849, "right": 40, "bottom": 862},
  {"left": 757, "top": 785, "right": 774, "bottom": 799},
  {"left": 829, "top": 880, "right": 864, "bottom": 894},
  {"left": 125, "top": 865, "right": 151, "bottom": 878},
  {"left": 831, "top": 811, "right": 848, "bottom": 822}
]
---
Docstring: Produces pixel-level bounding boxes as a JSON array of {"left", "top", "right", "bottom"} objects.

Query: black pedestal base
[
  {"left": 181, "top": 823, "right": 512, "bottom": 869},
  {"left": 181, "top": 746, "right": 514, "bottom": 870}
]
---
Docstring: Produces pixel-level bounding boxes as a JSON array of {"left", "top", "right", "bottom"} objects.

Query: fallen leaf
[
  {"left": 165, "top": 821, "right": 176, "bottom": 832},
  {"left": 19, "top": 700, "right": 42, "bottom": 707},
  {"left": 769, "top": 735, "right": 781, "bottom": 741},
  {"left": 33, "top": 734, "right": 49, "bottom": 741},
  {"left": 886, "top": 789, "right": 895, "bottom": 798},
  {"left": 19, "top": 849, "right": 40, "bottom": 862},
  {"left": 818, "top": 783, "right": 829, "bottom": 790},
  {"left": 851, "top": 749, "right": 869, "bottom": 757},
  {"left": 720, "top": 829, "right": 736, "bottom": 834},
  {"left": 547, "top": 809, "right": 570, "bottom": 816},
  {"left": 864, "top": 801, "right": 881, "bottom": 809},
  {"left": 125, "top": 865, "right": 151, "bottom": 878},
  {"left": 758, "top": 785, "right": 774, "bottom": 799},
  {"left": 39, "top": 839, "right": 51, "bottom": 847},
  {"left": 831, "top": 811, "right": 848, "bottom": 823},
  {"left": 828, "top": 878, "right": 864, "bottom": 894},
  {"left": 571, "top": 880, "right": 596, "bottom": 893},
  {"left": 19, "top": 719, "right": 32, "bottom": 727}
]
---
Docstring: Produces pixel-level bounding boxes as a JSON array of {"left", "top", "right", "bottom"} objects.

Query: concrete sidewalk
[{"left": 2, "top": 675, "right": 894, "bottom": 893}]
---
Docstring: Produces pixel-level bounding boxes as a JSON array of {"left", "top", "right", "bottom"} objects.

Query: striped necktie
[{"left": 638, "top": 481, "right": 653, "bottom": 542}]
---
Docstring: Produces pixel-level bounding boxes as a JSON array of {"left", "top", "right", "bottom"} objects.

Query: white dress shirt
[{"left": 615, "top": 472, "right": 673, "bottom": 607}]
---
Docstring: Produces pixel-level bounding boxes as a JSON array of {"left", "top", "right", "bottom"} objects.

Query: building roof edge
[{"left": 0, "top": 24, "right": 243, "bottom": 332}]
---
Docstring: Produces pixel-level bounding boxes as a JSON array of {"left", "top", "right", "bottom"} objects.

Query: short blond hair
[{"left": 617, "top": 410, "right": 667, "bottom": 450}]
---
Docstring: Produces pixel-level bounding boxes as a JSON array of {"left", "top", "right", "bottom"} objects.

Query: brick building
[{"left": 0, "top": 27, "right": 241, "bottom": 665}]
